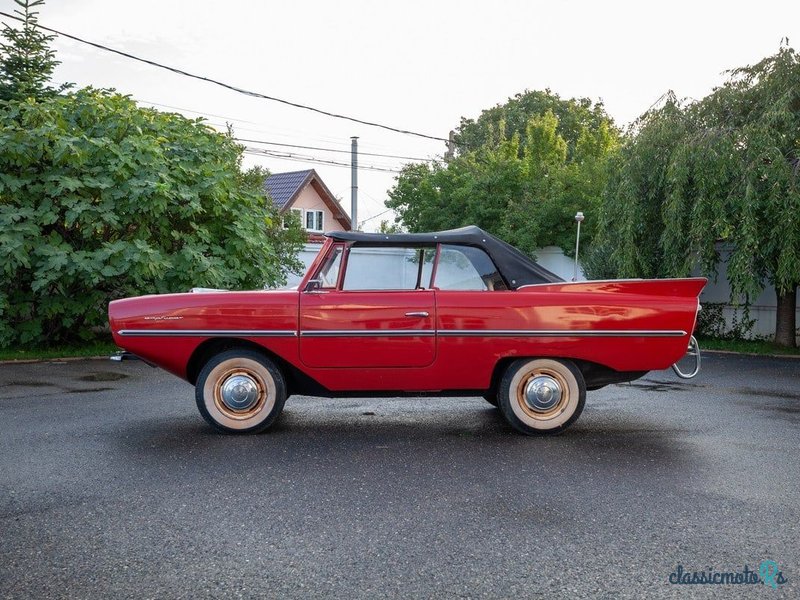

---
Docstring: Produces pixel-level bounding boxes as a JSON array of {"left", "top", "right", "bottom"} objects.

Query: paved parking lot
[{"left": 1, "top": 352, "right": 798, "bottom": 598}]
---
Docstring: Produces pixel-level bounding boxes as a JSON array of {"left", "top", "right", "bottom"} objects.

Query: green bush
[
  {"left": 695, "top": 302, "right": 755, "bottom": 340},
  {"left": 0, "top": 89, "right": 304, "bottom": 347},
  {"left": 695, "top": 303, "right": 727, "bottom": 339}
]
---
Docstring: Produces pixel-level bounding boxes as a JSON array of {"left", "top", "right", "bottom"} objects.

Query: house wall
[
  {"left": 290, "top": 185, "right": 346, "bottom": 233},
  {"left": 692, "top": 245, "right": 799, "bottom": 340},
  {"left": 280, "top": 243, "right": 324, "bottom": 289},
  {"left": 533, "top": 246, "right": 586, "bottom": 281}
]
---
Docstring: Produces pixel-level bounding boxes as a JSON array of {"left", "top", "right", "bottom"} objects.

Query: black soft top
[{"left": 326, "top": 226, "right": 563, "bottom": 288}]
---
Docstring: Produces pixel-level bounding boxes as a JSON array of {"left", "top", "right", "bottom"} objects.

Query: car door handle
[{"left": 405, "top": 311, "right": 429, "bottom": 318}]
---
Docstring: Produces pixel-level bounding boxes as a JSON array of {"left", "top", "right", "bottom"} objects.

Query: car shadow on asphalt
[{"left": 111, "top": 402, "right": 693, "bottom": 480}]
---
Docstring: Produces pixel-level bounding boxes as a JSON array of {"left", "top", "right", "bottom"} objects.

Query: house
[
  {"left": 265, "top": 169, "right": 351, "bottom": 287},
  {"left": 264, "top": 169, "right": 351, "bottom": 241}
]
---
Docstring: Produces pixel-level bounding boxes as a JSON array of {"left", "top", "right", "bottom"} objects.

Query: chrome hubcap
[
  {"left": 220, "top": 373, "right": 260, "bottom": 411},
  {"left": 524, "top": 375, "right": 563, "bottom": 412}
]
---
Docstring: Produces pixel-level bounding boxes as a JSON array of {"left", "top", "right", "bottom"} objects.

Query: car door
[{"left": 299, "top": 245, "right": 437, "bottom": 368}]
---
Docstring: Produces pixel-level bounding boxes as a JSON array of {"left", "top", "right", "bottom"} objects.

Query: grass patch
[
  {"left": 698, "top": 337, "right": 800, "bottom": 356},
  {"left": 0, "top": 341, "right": 120, "bottom": 361}
]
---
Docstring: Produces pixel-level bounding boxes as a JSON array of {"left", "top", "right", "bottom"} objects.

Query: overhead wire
[
  {"left": 243, "top": 146, "right": 403, "bottom": 174},
  {"left": 32, "top": 31, "right": 417, "bottom": 218},
  {"left": 16, "top": 22, "right": 416, "bottom": 228},
  {"left": 359, "top": 208, "right": 393, "bottom": 228},
  {"left": 44, "top": 78, "right": 440, "bottom": 156},
  {"left": 356, "top": 189, "right": 396, "bottom": 228},
  {"left": 236, "top": 138, "right": 432, "bottom": 162},
  {"left": 242, "top": 141, "right": 412, "bottom": 172},
  {"left": 43, "top": 75, "right": 416, "bottom": 172},
  {"left": 137, "top": 99, "right": 263, "bottom": 125},
  {"left": 0, "top": 10, "right": 449, "bottom": 143},
  {"left": 359, "top": 188, "right": 389, "bottom": 210}
]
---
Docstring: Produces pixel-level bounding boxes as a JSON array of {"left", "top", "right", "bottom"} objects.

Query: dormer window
[{"left": 305, "top": 209, "right": 324, "bottom": 232}]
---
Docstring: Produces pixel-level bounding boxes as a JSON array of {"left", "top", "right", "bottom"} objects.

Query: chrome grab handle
[
  {"left": 671, "top": 335, "right": 701, "bottom": 379},
  {"left": 405, "top": 311, "right": 429, "bottom": 318}
]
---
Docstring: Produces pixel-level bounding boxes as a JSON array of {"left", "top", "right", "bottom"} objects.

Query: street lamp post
[{"left": 573, "top": 211, "right": 584, "bottom": 282}]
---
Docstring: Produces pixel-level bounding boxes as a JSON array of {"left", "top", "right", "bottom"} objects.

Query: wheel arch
[
  {"left": 185, "top": 337, "right": 329, "bottom": 398},
  {"left": 187, "top": 338, "right": 286, "bottom": 386}
]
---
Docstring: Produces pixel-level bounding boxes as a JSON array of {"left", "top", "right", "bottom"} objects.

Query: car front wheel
[
  {"left": 195, "top": 349, "right": 287, "bottom": 434},
  {"left": 498, "top": 358, "right": 585, "bottom": 435}
]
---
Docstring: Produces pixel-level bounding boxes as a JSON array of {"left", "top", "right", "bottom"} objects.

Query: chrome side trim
[
  {"left": 300, "top": 330, "right": 435, "bottom": 338},
  {"left": 516, "top": 277, "right": 707, "bottom": 290},
  {"left": 437, "top": 329, "right": 686, "bottom": 337},
  {"left": 516, "top": 279, "right": 645, "bottom": 289},
  {"left": 117, "top": 329, "right": 297, "bottom": 337},
  {"left": 118, "top": 328, "right": 685, "bottom": 339}
]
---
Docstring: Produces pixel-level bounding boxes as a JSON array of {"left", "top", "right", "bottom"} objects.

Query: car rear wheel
[
  {"left": 195, "top": 349, "right": 286, "bottom": 434},
  {"left": 498, "top": 358, "right": 585, "bottom": 435}
]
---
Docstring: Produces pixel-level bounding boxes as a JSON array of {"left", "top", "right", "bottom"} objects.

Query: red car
[{"left": 108, "top": 226, "right": 705, "bottom": 435}]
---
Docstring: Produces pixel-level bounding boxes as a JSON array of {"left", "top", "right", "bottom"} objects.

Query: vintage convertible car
[{"left": 108, "top": 226, "right": 705, "bottom": 435}]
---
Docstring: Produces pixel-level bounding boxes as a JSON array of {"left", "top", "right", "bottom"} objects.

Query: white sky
[{"left": 3, "top": 0, "right": 798, "bottom": 230}]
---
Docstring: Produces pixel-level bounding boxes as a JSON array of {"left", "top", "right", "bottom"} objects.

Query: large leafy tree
[
  {"left": 594, "top": 46, "right": 800, "bottom": 346},
  {"left": 387, "top": 92, "right": 619, "bottom": 256},
  {"left": 0, "top": 0, "right": 66, "bottom": 101},
  {"left": 586, "top": 94, "right": 689, "bottom": 279},
  {"left": 0, "top": 90, "right": 304, "bottom": 346},
  {"left": 455, "top": 89, "right": 614, "bottom": 161}
]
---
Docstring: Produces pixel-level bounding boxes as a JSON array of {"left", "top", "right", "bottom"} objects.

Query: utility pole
[{"left": 350, "top": 136, "right": 358, "bottom": 231}]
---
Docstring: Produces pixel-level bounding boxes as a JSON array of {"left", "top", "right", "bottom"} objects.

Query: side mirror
[{"left": 304, "top": 278, "right": 322, "bottom": 292}]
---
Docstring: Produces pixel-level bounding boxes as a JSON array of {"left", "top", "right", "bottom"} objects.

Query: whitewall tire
[
  {"left": 498, "top": 358, "right": 585, "bottom": 435},
  {"left": 195, "top": 349, "right": 286, "bottom": 434}
]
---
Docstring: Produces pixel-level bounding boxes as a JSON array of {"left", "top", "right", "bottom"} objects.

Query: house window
[{"left": 305, "top": 210, "right": 324, "bottom": 232}]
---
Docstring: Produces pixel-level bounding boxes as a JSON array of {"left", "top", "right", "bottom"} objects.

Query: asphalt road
[{"left": 1, "top": 352, "right": 798, "bottom": 599}]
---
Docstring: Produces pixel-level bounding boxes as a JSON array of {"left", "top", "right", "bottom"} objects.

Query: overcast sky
[{"left": 4, "top": 0, "right": 798, "bottom": 230}]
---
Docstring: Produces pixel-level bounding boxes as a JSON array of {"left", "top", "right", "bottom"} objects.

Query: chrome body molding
[
  {"left": 516, "top": 279, "right": 646, "bottom": 290},
  {"left": 118, "top": 328, "right": 686, "bottom": 338},
  {"left": 436, "top": 329, "right": 687, "bottom": 338},
  {"left": 300, "top": 330, "right": 435, "bottom": 338},
  {"left": 117, "top": 329, "right": 297, "bottom": 337}
]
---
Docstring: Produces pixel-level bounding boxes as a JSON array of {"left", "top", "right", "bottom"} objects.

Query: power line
[
  {"left": 48, "top": 82, "right": 380, "bottom": 148},
  {"left": 67, "top": 84, "right": 425, "bottom": 152},
  {"left": 178, "top": 117, "right": 353, "bottom": 148},
  {"left": 251, "top": 148, "right": 402, "bottom": 173},
  {"left": 359, "top": 188, "right": 389, "bottom": 211},
  {"left": 46, "top": 75, "right": 418, "bottom": 169},
  {"left": 243, "top": 147, "right": 403, "bottom": 174},
  {"left": 236, "top": 138, "right": 432, "bottom": 162},
  {"left": 357, "top": 190, "right": 395, "bottom": 228},
  {"left": 359, "top": 208, "right": 393, "bottom": 227},
  {"left": 0, "top": 10, "right": 449, "bottom": 143},
  {"left": 138, "top": 99, "right": 262, "bottom": 125}
]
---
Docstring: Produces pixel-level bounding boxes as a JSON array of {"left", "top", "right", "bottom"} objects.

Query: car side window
[
  {"left": 342, "top": 246, "right": 431, "bottom": 290},
  {"left": 434, "top": 245, "right": 508, "bottom": 291},
  {"left": 419, "top": 247, "right": 436, "bottom": 288},
  {"left": 317, "top": 246, "right": 343, "bottom": 288}
]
